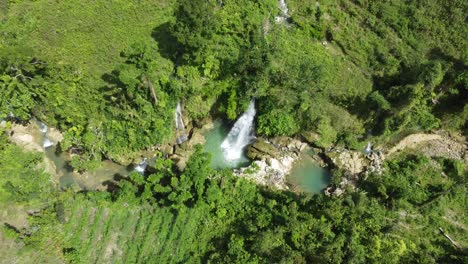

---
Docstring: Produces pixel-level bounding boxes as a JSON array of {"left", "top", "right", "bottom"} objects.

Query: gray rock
[
  {"left": 301, "top": 131, "right": 321, "bottom": 145},
  {"left": 158, "top": 144, "right": 174, "bottom": 155},
  {"left": 47, "top": 127, "right": 64, "bottom": 143},
  {"left": 187, "top": 129, "right": 206, "bottom": 147},
  {"left": 174, "top": 145, "right": 190, "bottom": 157},
  {"left": 247, "top": 140, "right": 281, "bottom": 160},
  {"left": 327, "top": 151, "right": 368, "bottom": 176}
]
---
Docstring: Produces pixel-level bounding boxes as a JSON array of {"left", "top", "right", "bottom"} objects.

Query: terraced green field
[{"left": 62, "top": 197, "right": 214, "bottom": 263}]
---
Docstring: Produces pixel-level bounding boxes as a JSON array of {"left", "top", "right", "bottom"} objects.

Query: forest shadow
[
  {"left": 98, "top": 70, "right": 128, "bottom": 110},
  {"left": 428, "top": 47, "right": 466, "bottom": 70},
  {"left": 152, "top": 22, "right": 183, "bottom": 64}
]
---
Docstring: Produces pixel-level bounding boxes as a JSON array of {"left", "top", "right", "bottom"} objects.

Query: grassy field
[
  {"left": 1, "top": 0, "right": 174, "bottom": 83},
  {"left": 61, "top": 196, "right": 216, "bottom": 263}
]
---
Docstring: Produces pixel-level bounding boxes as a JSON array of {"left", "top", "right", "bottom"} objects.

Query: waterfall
[
  {"left": 38, "top": 121, "right": 54, "bottom": 148},
  {"left": 275, "top": 0, "right": 290, "bottom": 24},
  {"left": 279, "top": 0, "right": 289, "bottom": 17},
  {"left": 364, "top": 142, "right": 372, "bottom": 154},
  {"left": 221, "top": 99, "right": 256, "bottom": 162},
  {"left": 43, "top": 138, "right": 54, "bottom": 148},
  {"left": 39, "top": 122, "right": 48, "bottom": 133},
  {"left": 175, "top": 102, "right": 188, "bottom": 144},
  {"left": 134, "top": 158, "right": 148, "bottom": 174}
]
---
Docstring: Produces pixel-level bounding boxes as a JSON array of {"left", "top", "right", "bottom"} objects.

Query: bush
[{"left": 257, "top": 109, "right": 299, "bottom": 137}]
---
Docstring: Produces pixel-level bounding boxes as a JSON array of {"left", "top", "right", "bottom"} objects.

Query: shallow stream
[
  {"left": 287, "top": 151, "right": 330, "bottom": 194},
  {"left": 31, "top": 120, "right": 131, "bottom": 189},
  {"left": 22, "top": 118, "right": 330, "bottom": 194}
]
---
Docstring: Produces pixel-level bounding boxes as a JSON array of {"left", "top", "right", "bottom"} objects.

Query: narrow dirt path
[{"left": 386, "top": 133, "right": 467, "bottom": 161}]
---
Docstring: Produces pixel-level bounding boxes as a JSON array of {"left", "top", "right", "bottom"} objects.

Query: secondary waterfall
[
  {"left": 275, "top": 0, "right": 290, "bottom": 24},
  {"left": 38, "top": 121, "right": 54, "bottom": 148},
  {"left": 39, "top": 122, "right": 48, "bottom": 133},
  {"left": 279, "top": 0, "right": 289, "bottom": 16},
  {"left": 134, "top": 158, "right": 148, "bottom": 174},
  {"left": 175, "top": 102, "right": 188, "bottom": 144},
  {"left": 221, "top": 99, "right": 256, "bottom": 162},
  {"left": 364, "top": 142, "right": 372, "bottom": 154}
]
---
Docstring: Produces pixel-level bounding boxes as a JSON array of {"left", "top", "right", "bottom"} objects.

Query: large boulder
[
  {"left": 47, "top": 127, "right": 63, "bottom": 143},
  {"left": 301, "top": 131, "right": 321, "bottom": 146},
  {"left": 327, "top": 151, "right": 368, "bottom": 176},
  {"left": 233, "top": 156, "right": 295, "bottom": 190},
  {"left": 187, "top": 129, "right": 206, "bottom": 148},
  {"left": 157, "top": 144, "right": 174, "bottom": 156},
  {"left": 8, "top": 124, "right": 43, "bottom": 152},
  {"left": 270, "top": 137, "right": 308, "bottom": 152},
  {"left": 170, "top": 154, "right": 188, "bottom": 171},
  {"left": 247, "top": 140, "right": 281, "bottom": 160}
]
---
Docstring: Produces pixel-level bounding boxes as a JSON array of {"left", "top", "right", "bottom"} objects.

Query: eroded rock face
[
  {"left": 301, "top": 131, "right": 321, "bottom": 146},
  {"left": 386, "top": 133, "right": 467, "bottom": 161},
  {"left": 327, "top": 151, "right": 368, "bottom": 176},
  {"left": 170, "top": 125, "right": 209, "bottom": 171},
  {"left": 235, "top": 137, "right": 313, "bottom": 190},
  {"left": 247, "top": 140, "right": 281, "bottom": 160},
  {"left": 233, "top": 156, "right": 295, "bottom": 190},
  {"left": 8, "top": 124, "right": 43, "bottom": 152}
]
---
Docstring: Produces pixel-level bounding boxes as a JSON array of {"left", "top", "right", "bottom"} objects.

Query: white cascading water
[
  {"left": 221, "top": 99, "right": 256, "bottom": 162},
  {"left": 175, "top": 102, "right": 188, "bottom": 144},
  {"left": 39, "top": 122, "right": 48, "bottom": 133},
  {"left": 43, "top": 138, "right": 54, "bottom": 148},
  {"left": 134, "top": 158, "right": 148, "bottom": 174},
  {"left": 364, "top": 142, "right": 372, "bottom": 154},
  {"left": 38, "top": 121, "right": 54, "bottom": 148},
  {"left": 275, "top": 0, "right": 290, "bottom": 23},
  {"left": 279, "top": 0, "right": 289, "bottom": 16}
]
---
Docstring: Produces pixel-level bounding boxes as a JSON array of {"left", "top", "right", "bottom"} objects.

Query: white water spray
[
  {"left": 43, "top": 138, "right": 54, "bottom": 148},
  {"left": 275, "top": 0, "right": 290, "bottom": 24},
  {"left": 134, "top": 158, "right": 148, "bottom": 174},
  {"left": 175, "top": 102, "right": 188, "bottom": 144},
  {"left": 38, "top": 121, "right": 54, "bottom": 148},
  {"left": 221, "top": 100, "right": 256, "bottom": 162},
  {"left": 364, "top": 142, "right": 372, "bottom": 154},
  {"left": 39, "top": 122, "right": 48, "bottom": 133},
  {"left": 279, "top": 0, "right": 289, "bottom": 16}
]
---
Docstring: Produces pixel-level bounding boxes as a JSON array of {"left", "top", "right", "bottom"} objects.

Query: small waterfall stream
[
  {"left": 221, "top": 99, "right": 256, "bottom": 162},
  {"left": 364, "top": 142, "right": 372, "bottom": 154},
  {"left": 275, "top": 0, "right": 290, "bottom": 24},
  {"left": 134, "top": 158, "right": 148, "bottom": 174},
  {"left": 175, "top": 102, "right": 188, "bottom": 144},
  {"left": 279, "top": 0, "right": 289, "bottom": 17},
  {"left": 38, "top": 121, "right": 54, "bottom": 148}
]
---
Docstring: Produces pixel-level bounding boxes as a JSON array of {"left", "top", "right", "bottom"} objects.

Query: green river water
[
  {"left": 288, "top": 152, "right": 330, "bottom": 194},
  {"left": 32, "top": 120, "right": 131, "bottom": 189},
  {"left": 203, "top": 121, "right": 330, "bottom": 193},
  {"left": 203, "top": 120, "right": 251, "bottom": 169},
  {"left": 31, "top": 119, "right": 329, "bottom": 193}
]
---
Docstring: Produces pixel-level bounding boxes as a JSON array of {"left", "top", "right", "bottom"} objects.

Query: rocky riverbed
[
  {"left": 3, "top": 117, "right": 466, "bottom": 196},
  {"left": 231, "top": 137, "right": 309, "bottom": 190}
]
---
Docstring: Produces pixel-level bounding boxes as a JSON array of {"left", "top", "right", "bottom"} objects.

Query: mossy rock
[{"left": 247, "top": 140, "right": 281, "bottom": 160}]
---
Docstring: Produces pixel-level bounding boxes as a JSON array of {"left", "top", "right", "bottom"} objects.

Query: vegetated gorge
[{"left": 0, "top": 0, "right": 466, "bottom": 263}]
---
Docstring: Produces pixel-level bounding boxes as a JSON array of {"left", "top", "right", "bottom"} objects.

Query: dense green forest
[{"left": 0, "top": 0, "right": 466, "bottom": 263}]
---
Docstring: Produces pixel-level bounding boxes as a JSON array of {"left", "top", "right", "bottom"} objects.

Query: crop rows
[{"left": 62, "top": 199, "right": 209, "bottom": 263}]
